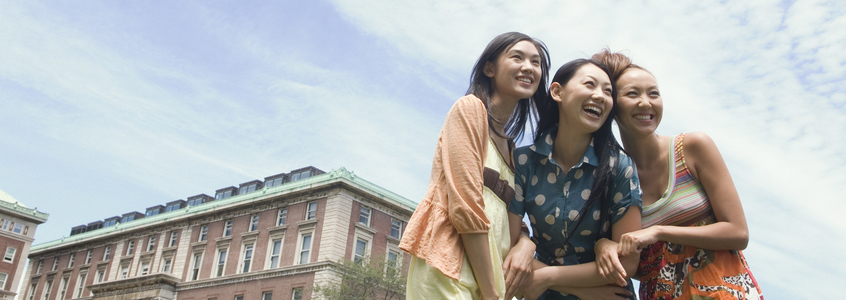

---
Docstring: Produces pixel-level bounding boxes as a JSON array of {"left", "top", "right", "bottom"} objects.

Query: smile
[
  {"left": 583, "top": 104, "right": 603, "bottom": 117},
  {"left": 517, "top": 76, "right": 533, "bottom": 84},
  {"left": 633, "top": 114, "right": 653, "bottom": 120}
]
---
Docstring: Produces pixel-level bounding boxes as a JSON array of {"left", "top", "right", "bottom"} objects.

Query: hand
[
  {"left": 618, "top": 226, "right": 661, "bottom": 256},
  {"left": 519, "top": 268, "right": 549, "bottom": 300},
  {"left": 569, "top": 285, "right": 633, "bottom": 300},
  {"left": 503, "top": 235, "right": 535, "bottom": 299},
  {"left": 594, "top": 238, "right": 627, "bottom": 287}
]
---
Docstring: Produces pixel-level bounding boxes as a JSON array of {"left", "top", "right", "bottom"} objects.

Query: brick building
[
  {"left": 22, "top": 167, "right": 415, "bottom": 300},
  {"left": 0, "top": 189, "right": 49, "bottom": 299}
]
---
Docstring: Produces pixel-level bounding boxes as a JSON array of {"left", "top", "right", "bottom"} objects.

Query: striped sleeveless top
[{"left": 641, "top": 133, "right": 716, "bottom": 228}]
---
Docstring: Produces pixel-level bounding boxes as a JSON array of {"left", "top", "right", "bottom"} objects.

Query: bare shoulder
[{"left": 682, "top": 131, "right": 720, "bottom": 158}]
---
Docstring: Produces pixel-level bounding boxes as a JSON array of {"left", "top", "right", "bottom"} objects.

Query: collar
[{"left": 529, "top": 125, "right": 598, "bottom": 168}]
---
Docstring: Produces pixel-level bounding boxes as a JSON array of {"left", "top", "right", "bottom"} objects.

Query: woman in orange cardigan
[{"left": 400, "top": 32, "right": 549, "bottom": 300}]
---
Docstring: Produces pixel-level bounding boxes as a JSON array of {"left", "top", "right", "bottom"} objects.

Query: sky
[{"left": 1, "top": 0, "right": 844, "bottom": 299}]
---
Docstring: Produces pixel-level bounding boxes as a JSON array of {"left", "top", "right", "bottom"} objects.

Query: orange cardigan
[{"left": 399, "top": 95, "right": 491, "bottom": 280}]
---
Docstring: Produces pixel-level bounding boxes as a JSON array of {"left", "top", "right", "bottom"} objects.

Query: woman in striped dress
[{"left": 590, "top": 49, "right": 763, "bottom": 300}]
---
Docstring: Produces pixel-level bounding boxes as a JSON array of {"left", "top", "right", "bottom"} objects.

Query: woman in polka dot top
[{"left": 505, "top": 58, "right": 643, "bottom": 300}]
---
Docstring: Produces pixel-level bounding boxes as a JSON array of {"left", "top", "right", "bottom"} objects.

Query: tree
[{"left": 314, "top": 256, "right": 405, "bottom": 300}]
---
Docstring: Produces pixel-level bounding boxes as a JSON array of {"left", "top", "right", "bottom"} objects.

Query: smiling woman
[
  {"left": 506, "top": 59, "right": 643, "bottom": 300},
  {"left": 591, "top": 48, "right": 764, "bottom": 300},
  {"left": 399, "top": 32, "right": 550, "bottom": 300}
]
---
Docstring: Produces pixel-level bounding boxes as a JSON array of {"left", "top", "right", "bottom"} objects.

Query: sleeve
[
  {"left": 443, "top": 96, "right": 491, "bottom": 234},
  {"left": 508, "top": 149, "right": 528, "bottom": 216},
  {"left": 609, "top": 152, "right": 643, "bottom": 224}
]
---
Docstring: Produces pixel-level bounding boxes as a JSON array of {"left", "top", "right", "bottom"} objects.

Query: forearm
[
  {"left": 460, "top": 232, "right": 498, "bottom": 298},
  {"left": 534, "top": 262, "right": 614, "bottom": 288},
  {"left": 655, "top": 222, "right": 748, "bottom": 250}
]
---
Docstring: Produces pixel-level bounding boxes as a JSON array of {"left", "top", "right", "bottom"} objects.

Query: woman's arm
[
  {"left": 618, "top": 132, "right": 749, "bottom": 254},
  {"left": 524, "top": 207, "right": 641, "bottom": 298},
  {"left": 503, "top": 212, "right": 535, "bottom": 299}
]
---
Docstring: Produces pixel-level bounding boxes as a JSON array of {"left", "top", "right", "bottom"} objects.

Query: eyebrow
[
  {"left": 585, "top": 75, "right": 612, "bottom": 86},
  {"left": 508, "top": 49, "right": 541, "bottom": 59}
]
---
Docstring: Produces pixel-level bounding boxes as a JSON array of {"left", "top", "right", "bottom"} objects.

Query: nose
[
  {"left": 520, "top": 60, "right": 534, "bottom": 73},
  {"left": 637, "top": 96, "right": 652, "bottom": 108}
]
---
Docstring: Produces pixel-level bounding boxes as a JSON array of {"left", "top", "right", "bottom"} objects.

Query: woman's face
[
  {"left": 552, "top": 63, "right": 614, "bottom": 134},
  {"left": 615, "top": 68, "right": 662, "bottom": 137},
  {"left": 485, "top": 40, "right": 542, "bottom": 104}
]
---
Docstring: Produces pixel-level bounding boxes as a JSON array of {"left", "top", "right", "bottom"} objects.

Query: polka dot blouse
[{"left": 509, "top": 126, "right": 642, "bottom": 267}]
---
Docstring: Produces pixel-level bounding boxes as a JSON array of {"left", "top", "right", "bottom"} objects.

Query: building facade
[
  {"left": 0, "top": 189, "right": 49, "bottom": 299},
  {"left": 22, "top": 167, "right": 415, "bottom": 300}
]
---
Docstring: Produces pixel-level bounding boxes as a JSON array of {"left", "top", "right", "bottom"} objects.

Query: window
[
  {"left": 224, "top": 220, "right": 233, "bottom": 236},
  {"left": 120, "top": 264, "right": 129, "bottom": 279},
  {"left": 277, "top": 208, "right": 287, "bottom": 226},
  {"left": 1, "top": 220, "right": 6, "bottom": 230},
  {"left": 213, "top": 190, "right": 232, "bottom": 201},
  {"left": 292, "top": 287, "right": 303, "bottom": 300},
  {"left": 85, "top": 250, "right": 93, "bottom": 264},
  {"left": 0, "top": 273, "right": 8, "bottom": 292},
  {"left": 75, "top": 273, "right": 87, "bottom": 298},
  {"left": 190, "top": 253, "right": 202, "bottom": 281},
  {"left": 139, "top": 260, "right": 150, "bottom": 275},
  {"left": 96, "top": 269, "right": 106, "bottom": 282},
  {"left": 298, "top": 233, "right": 312, "bottom": 264},
  {"left": 51, "top": 257, "right": 58, "bottom": 271},
  {"left": 147, "top": 235, "right": 157, "bottom": 251},
  {"left": 121, "top": 215, "right": 138, "bottom": 223},
  {"left": 387, "top": 250, "right": 400, "bottom": 276},
  {"left": 235, "top": 296, "right": 244, "bottom": 300},
  {"left": 13, "top": 223, "right": 23, "bottom": 234},
  {"left": 266, "top": 176, "right": 284, "bottom": 188},
  {"left": 390, "top": 219, "right": 402, "bottom": 239},
  {"left": 249, "top": 215, "right": 260, "bottom": 231},
  {"left": 215, "top": 249, "right": 227, "bottom": 277},
  {"left": 42, "top": 279, "right": 52, "bottom": 300},
  {"left": 58, "top": 276, "right": 69, "bottom": 299},
  {"left": 68, "top": 252, "right": 75, "bottom": 268},
  {"left": 199, "top": 225, "right": 208, "bottom": 242},
  {"left": 161, "top": 256, "right": 172, "bottom": 273},
  {"left": 126, "top": 240, "right": 135, "bottom": 255},
  {"left": 36, "top": 260, "right": 43, "bottom": 274},
  {"left": 4, "top": 247, "right": 15, "bottom": 262},
  {"left": 28, "top": 283, "right": 36, "bottom": 300},
  {"left": 188, "top": 196, "right": 207, "bottom": 206},
  {"left": 354, "top": 238, "right": 368, "bottom": 264},
  {"left": 241, "top": 244, "right": 253, "bottom": 273},
  {"left": 262, "top": 291, "right": 272, "bottom": 300},
  {"left": 104, "top": 219, "right": 118, "bottom": 227},
  {"left": 359, "top": 206, "right": 371, "bottom": 226},
  {"left": 169, "top": 231, "right": 179, "bottom": 247},
  {"left": 239, "top": 183, "right": 257, "bottom": 195},
  {"left": 305, "top": 202, "right": 317, "bottom": 220},
  {"left": 165, "top": 202, "right": 182, "bottom": 212},
  {"left": 291, "top": 170, "right": 311, "bottom": 182},
  {"left": 103, "top": 246, "right": 111, "bottom": 260},
  {"left": 268, "top": 239, "right": 282, "bottom": 268}
]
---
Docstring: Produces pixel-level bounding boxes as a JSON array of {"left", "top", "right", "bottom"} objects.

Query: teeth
[
  {"left": 583, "top": 105, "right": 602, "bottom": 115},
  {"left": 517, "top": 77, "right": 532, "bottom": 83},
  {"left": 634, "top": 114, "right": 651, "bottom": 120}
]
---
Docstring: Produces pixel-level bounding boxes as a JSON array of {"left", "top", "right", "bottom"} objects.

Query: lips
[
  {"left": 583, "top": 104, "right": 603, "bottom": 117},
  {"left": 516, "top": 75, "right": 533, "bottom": 84},
  {"left": 633, "top": 113, "right": 653, "bottom": 120}
]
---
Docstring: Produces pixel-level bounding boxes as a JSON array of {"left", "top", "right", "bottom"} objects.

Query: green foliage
[{"left": 313, "top": 256, "right": 406, "bottom": 300}]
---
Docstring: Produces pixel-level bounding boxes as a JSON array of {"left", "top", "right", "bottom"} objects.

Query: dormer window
[
  {"left": 214, "top": 187, "right": 237, "bottom": 200},
  {"left": 238, "top": 181, "right": 262, "bottom": 195},
  {"left": 290, "top": 170, "right": 312, "bottom": 182}
]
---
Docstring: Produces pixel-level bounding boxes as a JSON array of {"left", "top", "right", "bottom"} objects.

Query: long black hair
[
  {"left": 536, "top": 59, "right": 624, "bottom": 240},
  {"left": 466, "top": 32, "right": 551, "bottom": 141}
]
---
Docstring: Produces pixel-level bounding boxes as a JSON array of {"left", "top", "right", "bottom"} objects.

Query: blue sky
[{"left": 1, "top": 0, "right": 844, "bottom": 298}]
